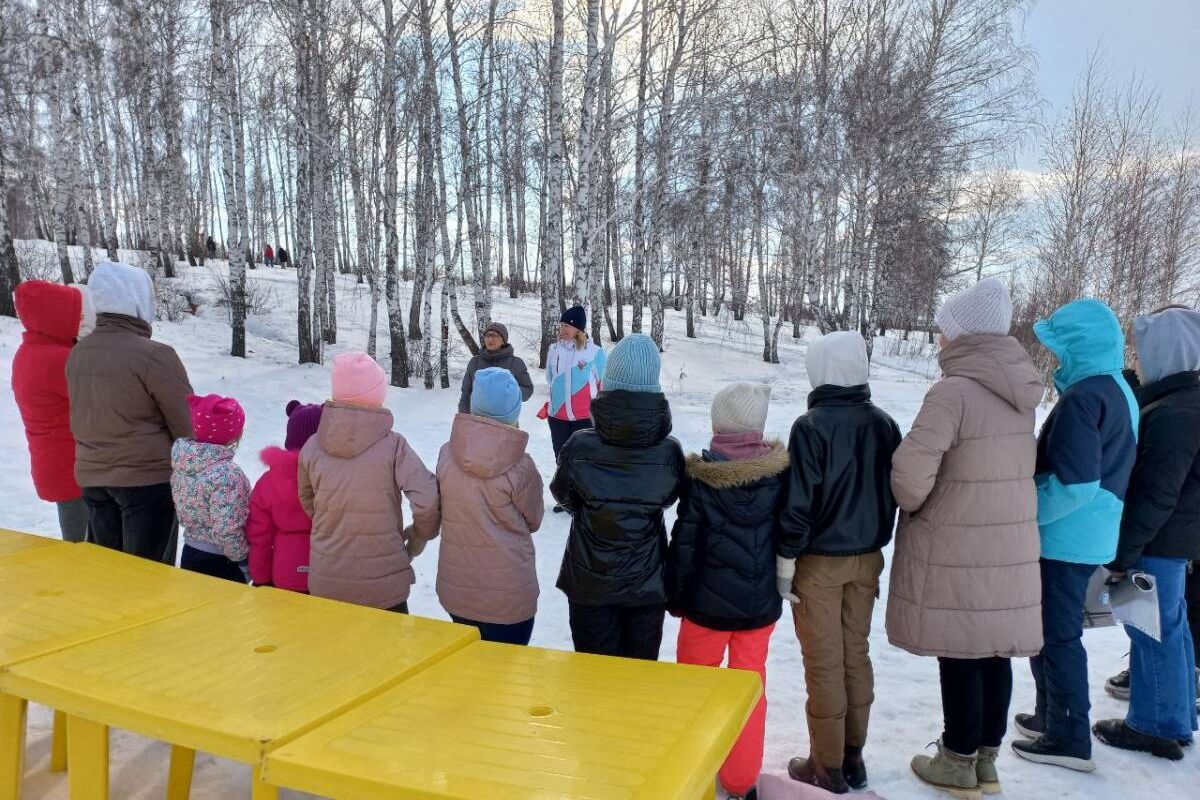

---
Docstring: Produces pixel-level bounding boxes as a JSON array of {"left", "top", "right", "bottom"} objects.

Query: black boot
[
  {"left": 1011, "top": 736, "right": 1095, "bottom": 772},
  {"left": 1093, "top": 719, "right": 1184, "bottom": 761},
  {"left": 788, "top": 756, "right": 850, "bottom": 794},
  {"left": 1104, "top": 669, "right": 1131, "bottom": 701},
  {"left": 552, "top": 504, "right": 565, "bottom": 513},
  {"left": 1012, "top": 712, "right": 1044, "bottom": 740},
  {"left": 842, "top": 745, "right": 868, "bottom": 790}
]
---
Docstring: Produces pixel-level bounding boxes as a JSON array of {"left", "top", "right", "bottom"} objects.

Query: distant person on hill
[
  {"left": 438, "top": 368, "right": 545, "bottom": 645},
  {"left": 264, "top": 243, "right": 275, "bottom": 268},
  {"left": 780, "top": 331, "right": 901, "bottom": 795},
  {"left": 545, "top": 305, "right": 605, "bottom": 512},
  {"left": 171, "top": 394, "right": 251, "bottom": 583},
  {"left": 457, "top": 322, "right": 533, "bottom": 416},
  {"left": 12, "top": 280, "right": 95, "bottom": 542},
  {"left": 67, "top": 261, "right": 194, "bottom": 562},
  {"left": 206, "top": 235, "right": 217, "bottom": 258},
  {"left": 247, "top": 401, "right": 323, "bottom": 593},
  {"left": 276, "top": 246, "right": 289, "bottom": 267},
  {"left": 552, "top": 333, "right": 684, "bottom": 660},
  {"left": 298, "top": 353, "right": 440, "bottom": 612},
  {"left": 888, "top": 279, "right": 1044, "bottom": 797}
]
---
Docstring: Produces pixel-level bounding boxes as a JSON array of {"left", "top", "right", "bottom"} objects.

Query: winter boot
[
  {"left": 911, "top": 740, "right": 981, "bottom": 800},
  {"left": 976, "top": 746, "right": 1001, "bottom": 795},
  {"left": 1093, "top": 719, "right": 1184, "bottom": 761},
  {"left": 1011, "top": 736, "right": 1095, "bottom": 772},
  {"left": 1012, "top": 712, "right": 1044, "bottom": 739},
  {"left": 842, "top": 745, "right": 868, "bottom": 791},
  {"left": 1104, "top": 669, "right": 1131, "bottom": 701},
  {"left": 552, "top": 504, "right": 565, "bottom": 513},
  {"left": 788, "top": 756, "right": 850, "bottom": 795}
]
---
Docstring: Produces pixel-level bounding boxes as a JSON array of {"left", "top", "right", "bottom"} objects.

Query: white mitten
[{"left": 777, "top": 556, "right": 800, "bottom": 604}]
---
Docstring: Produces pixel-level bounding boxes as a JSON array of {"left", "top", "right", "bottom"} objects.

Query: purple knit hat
[{"left": 284, "top": 400, "right": 323, "bottom": 451}]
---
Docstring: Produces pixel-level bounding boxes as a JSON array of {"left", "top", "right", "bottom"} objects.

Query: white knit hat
[
  {"left": 711, "top": 382, "right": 771, "bottom": 434},
  {"left": 935, "top": 278, "right": 1013, "bottom": 341}
]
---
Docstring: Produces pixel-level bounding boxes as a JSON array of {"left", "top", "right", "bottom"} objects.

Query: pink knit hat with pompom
[{"left": 188, "top": 394, "right": 246, "bottom": 446}]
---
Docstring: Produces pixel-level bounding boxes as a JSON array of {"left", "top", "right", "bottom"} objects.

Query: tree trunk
[
  {"left": 211, "top": 2, "right": 247, "bottom": 357},
  {"left": 540, "top": 0, "right": 566, "bottom": 366}
]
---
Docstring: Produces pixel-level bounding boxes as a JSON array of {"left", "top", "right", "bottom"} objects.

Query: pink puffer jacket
[
  {"left": 298, "top": 402, "right": 441, "bottom": 609},
  {"left": 246, "top": 447, "right": 312, "bottom": 593},
  {"left": 436, "top": 414, "right": 545, "bottom": 624}
]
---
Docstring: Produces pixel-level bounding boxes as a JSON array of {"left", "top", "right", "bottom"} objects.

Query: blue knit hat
[
  {"left": 604, "top": 333, "right": 662, "bottom": 393},
  {"left": 561, "top": 305, "right": 586, "bottom": 331},
  {"left": 470, "top": 367, "right": 522, "bottom": 425}
]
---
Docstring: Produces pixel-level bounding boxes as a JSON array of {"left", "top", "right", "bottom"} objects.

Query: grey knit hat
[
  {"left": 935, "top": 278, "right": 1013, "bottom": 340},
  {"left": 483, "top": 322, "right": 509, "bottom": 343},
  {"left": 711, "top": 383, "right": 771, "bottom": 434}
]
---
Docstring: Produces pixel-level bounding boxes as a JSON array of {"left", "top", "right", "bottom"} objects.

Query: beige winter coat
[
  {"left": 299, "top": 402, "right": 440, "bottom": 609},
  {"left": 435, "top": 414, "right": 545, "bottom": 624},
  {"left": 886, "top": 335, "right": 1044, "bottom": 659}
]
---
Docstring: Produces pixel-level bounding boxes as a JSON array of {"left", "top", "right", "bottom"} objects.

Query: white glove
[{"left": 777, "top": 556, "right": 800, "bottom": 604}]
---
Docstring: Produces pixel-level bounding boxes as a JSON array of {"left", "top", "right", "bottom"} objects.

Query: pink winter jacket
[
  {"left": 246, "top": 447, "right": 312, "bottom": 593},
  {"left": 298, "top": 402, "right": 441, "bottom": 609},
  {"left": 436, "top": 414, "right": 545, "bottom": 624}
]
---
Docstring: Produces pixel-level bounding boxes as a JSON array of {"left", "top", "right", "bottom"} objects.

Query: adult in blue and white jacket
[{"left": 1013, "top": 299, "right": 1139, "bottom": 773}]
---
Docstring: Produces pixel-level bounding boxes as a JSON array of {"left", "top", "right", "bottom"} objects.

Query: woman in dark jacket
[
  {"left": 1094, "top": 307, "right": 1200, "bottom": 760},
  {"left": 457, "top": 322, "right": 534, "bottom": 414},
  {"left": 668, "top": 382, "right": 787, "bottom": 800},
  {"left": 552, "top": 334, "right": 684, "bottom": 660}
]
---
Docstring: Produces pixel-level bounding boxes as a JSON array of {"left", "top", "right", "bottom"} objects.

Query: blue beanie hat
[
  {"left": 561, "top": 305, "right": 586, "bottom": 331},
  {"left": 470, "top": 368, "right": 522, "bottom": 425},
  {"left": 604, "top": 333, "right": 662, "bottom": 393}
]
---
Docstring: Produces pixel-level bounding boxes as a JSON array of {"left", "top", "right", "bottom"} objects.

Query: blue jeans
[
  {"left": 1127, "top": 556, "right": 1198, "bottom": 742},
  {"left": 1031, "top": 558, "right": 1095, "bottom": 756},
  {"left": 451, "top": 614, "right": 535, "bottom": 646}
]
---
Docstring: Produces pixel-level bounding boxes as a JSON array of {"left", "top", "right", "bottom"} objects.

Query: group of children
[{"left": 18, "top": 263, "right": 1198, "bottom": 800}]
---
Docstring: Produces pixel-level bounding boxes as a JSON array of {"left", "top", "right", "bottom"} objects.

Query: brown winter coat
[
  {"left": 67, "top": 315, "right": 194, "bottom": 488},
  {"left": 298, "top": 402, "right": 441, "bottom": 609},
  {"left": 435, "top": 414, "right": 545, "bottom": 624},
  {"left": 886, "top": 335, "right": 1044, "bottom": 659}
]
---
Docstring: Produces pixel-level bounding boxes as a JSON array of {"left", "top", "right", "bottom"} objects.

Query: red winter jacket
[
  {"left": 264, "top": 245, "right": 274, "bottom": 260},
  {"left": 246, "top": 447, "right": 312, "bottom": 592},
  {"left": 12, "top": 282, "right": 83, "bottom": 502}
]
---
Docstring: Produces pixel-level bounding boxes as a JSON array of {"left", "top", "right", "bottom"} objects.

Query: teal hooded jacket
[{"left": 1033, "top": 299, "right": 1140, "bottom": 564}]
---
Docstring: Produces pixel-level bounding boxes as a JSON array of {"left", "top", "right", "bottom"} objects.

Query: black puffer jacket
[
  {"left": 1110, "top": 371, "right": 1200, "bottom": 571},
  {"left": 552, "top": 391, "right": 685, "bottom": 606},
  {"left": 668, "top": 442, "right": 789, "bottom": 631},
  {"left": 778, "top": 384, "right": 902, "bottom": 557}
]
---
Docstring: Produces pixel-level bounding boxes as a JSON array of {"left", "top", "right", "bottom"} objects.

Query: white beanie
[
  {"left": 88, "top": 261, "right": 156, "bottom": 323},
  {"left": 711, "top": 382, "right": 771, "bottom": 434},
  {"left": 806, "top": 331, "right": 869, "bottom": 389},
  {"left": 72, "top": 284, "right": 96, "bottom": 337},
  {"left": 935, "top": 278, "right": 1012, "bottom": 341}
]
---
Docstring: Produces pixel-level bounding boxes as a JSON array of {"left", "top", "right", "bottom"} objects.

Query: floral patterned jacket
[{"left": 171, "top": 439, "right": 251, "bottom": 561}]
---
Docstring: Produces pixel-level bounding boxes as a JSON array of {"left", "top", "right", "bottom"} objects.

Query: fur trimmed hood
[{"left": 685, "top": 440, "right": 788, "bottom": 489}]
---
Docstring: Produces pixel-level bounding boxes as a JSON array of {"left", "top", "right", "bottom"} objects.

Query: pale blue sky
[{"left": 1018, "top": 0, "right": 1199, "bottom": 169}]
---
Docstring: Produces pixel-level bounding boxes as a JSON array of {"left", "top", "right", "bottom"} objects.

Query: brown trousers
[{"left": 791, "top": 550, "right": 883, "bottom": 768}]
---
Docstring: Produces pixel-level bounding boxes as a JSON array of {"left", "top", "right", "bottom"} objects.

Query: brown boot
[
  {"left": 788, "top": 755, "right": 850, "bottom": 794},
  {"left": 911, "top": 740, "right": 981, "bottom": 800}
]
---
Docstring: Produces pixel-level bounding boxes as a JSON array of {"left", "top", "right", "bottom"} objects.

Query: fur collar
[{"left": 685, "top": 440, "right": 789, "bottom": 489}]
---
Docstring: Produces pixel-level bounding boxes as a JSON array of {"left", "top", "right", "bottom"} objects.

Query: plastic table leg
[
  {"left": 166, "top": 745, "right": 195, "bottom": 800},
  {"left": 49, "top": 710, "right": 67, "bottom": 773},
  {"left": 251, "top": 765, "right": 279, "bottom": 800},
  {"left": 0, "top": 693, "right": 27, "bottom": 800},
  {"left": 66, "top": 715, "right": 108, "bottom": 800}
]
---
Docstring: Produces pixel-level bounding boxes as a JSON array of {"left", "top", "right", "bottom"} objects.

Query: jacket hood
[
  {"left": 260, "top": 445, "right": 300, "bottom": 475},
  {"left": 938, "top": 335, "right": 1043, "bottom": 412},
  {"left": 14, "top": 280, "right": 83, "bottom": 343},
  {"left": 449, "top": 413, "right": 529, "bottom": 478},
  {"left": 89, "top": 261, "right": 156, "bottom": 323},
  {"left": 317, "top": 402, "right": 394, "bottom": 459},
  {"left": 1034, "top": 299, "right": 1125, "bottom": 391},
  {"left": 479, "top": 343, "right": 515, "bottom": 362},
  {"left": 1133, "top": 307, "right": 1200, "bottom": 385},
  {"left": 591, "top": 390, "right": 673, "bottom": 448},
  {"left": 806, "top": 331, "right": 869, "bottom": 389},
  {"left": 172, "top": 439, "right": 236, "bottom": 476},
  {"left": 686, "top": 440, "right": 788, "bottom": 490}
]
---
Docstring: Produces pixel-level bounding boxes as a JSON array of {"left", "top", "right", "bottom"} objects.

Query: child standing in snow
[
  {"left": 246, "top": 401, "right": 323, "bottom": 592},
  {"left": 552, "top": 333, "right": 685, "bottom": 660},
  {"left": 299, "top": 352, "right": 441, "bottom": 612},
  {"left": 437, "top": 368, "right": 545, "bottom": 644},
  {"left": 171, "top": 394, "right": 251, "bottom": 583},
  {"left": 669, "top": 382, "right": 788, "bottom": 800}
]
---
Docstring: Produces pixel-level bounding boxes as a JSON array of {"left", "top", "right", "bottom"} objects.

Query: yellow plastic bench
[
  {"left": 0, "top": 529, "right": 62, "bottom": 560},
  {"left": 0, "top": 587, "right": 479, "bottom": 800},
  {"left": 263, "top": 641, "right": 763, "bottom": 800},
  {"left": 0, "top": 543, "right": 241, "bottom": 800}
]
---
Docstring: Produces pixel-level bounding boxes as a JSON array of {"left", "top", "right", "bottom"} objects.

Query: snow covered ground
[{"left": 2, "top": 256, "right": 1194, "bottom": 798}]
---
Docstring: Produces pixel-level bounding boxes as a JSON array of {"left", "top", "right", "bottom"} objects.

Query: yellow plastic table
[
  {"left": 0, "top": 587, "right": 479, "bottom": 800},
  {"left": 0, "top": 543, "right": 241, "bottom": 800},
  {"left": 0, "top": 528, "right": 62, "bottom": 560},
  {"left": 263, "top": 641, "right": 763, "bottom": 800}
]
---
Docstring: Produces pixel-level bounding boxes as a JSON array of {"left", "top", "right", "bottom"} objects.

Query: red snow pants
[{"left": 676, "top": 618, "right": 774, "bottom": 796}]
